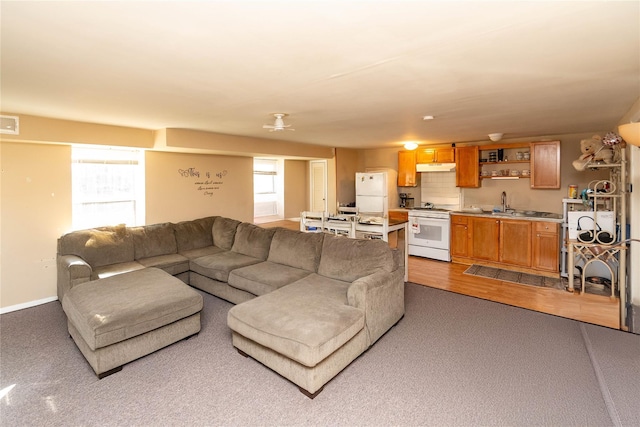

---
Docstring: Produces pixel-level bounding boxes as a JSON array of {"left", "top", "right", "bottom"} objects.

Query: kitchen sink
[{"left": 490, "top": 210, "right": 561, "bottom": 219}]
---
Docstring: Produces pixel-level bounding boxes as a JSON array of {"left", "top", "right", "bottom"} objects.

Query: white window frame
[
  {"left": 254, "top": 158, "right": 282, "bottom": 219},
  {"left": 71, "top": 146, "right": 145, "bottom": 230}
]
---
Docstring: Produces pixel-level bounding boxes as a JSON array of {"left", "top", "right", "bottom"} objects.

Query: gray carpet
[{"left": 2, "top": 283, "right": 639, "bottom": 426}]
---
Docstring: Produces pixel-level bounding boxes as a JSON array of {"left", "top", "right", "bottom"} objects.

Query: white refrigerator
[{"left": 355, "top": 171, "right": 398, "bottom": 214}]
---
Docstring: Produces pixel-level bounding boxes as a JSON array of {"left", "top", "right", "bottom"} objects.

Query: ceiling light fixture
[
  {"left": 488, "top": 133, "right": 503, "bottom": 142},
  {"left": 618, "top": 122, "right": 640, "bottom": 147},
  {"left": 422, "top": 115, "right": 434, "bottom": 121},
  {"left": 404, "top": 141, "right": 419, "bottom": 150}
]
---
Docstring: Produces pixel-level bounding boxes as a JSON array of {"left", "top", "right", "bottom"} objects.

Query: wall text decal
[{"left": 178, "top": 168, "right": 228, "bottom": 197}]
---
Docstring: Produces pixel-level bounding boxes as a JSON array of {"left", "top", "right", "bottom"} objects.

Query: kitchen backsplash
[{"left": 420, "top": 171, "right": 461, "bottom": 209}]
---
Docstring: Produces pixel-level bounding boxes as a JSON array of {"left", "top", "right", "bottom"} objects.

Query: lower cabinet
[
  {"left": 469, "top": 217, "right": 500, "bottom": 262},
  {"left": 532, "top": 221, "right": 560, "bottom": 272},
  {"left": 450, "top": 214, "right": 559, "bottom": 276},
  {"left": 499, "top": 220, "right": 532, "bottom": 267},
  {"left": 450, "top": 215, "right": 469, "bottom": 258}
]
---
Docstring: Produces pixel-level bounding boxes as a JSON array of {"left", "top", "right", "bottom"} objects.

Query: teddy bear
[{"left": 572, "top": 135, "right": 614, "bottom": 171}]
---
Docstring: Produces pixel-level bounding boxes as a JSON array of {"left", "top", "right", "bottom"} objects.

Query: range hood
[{"left": 416, "top": 163, "right": 456, "bottom": 172}]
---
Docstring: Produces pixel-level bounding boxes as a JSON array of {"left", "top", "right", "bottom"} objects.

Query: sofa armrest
[
  {"left": 347, "top": 268, "right": 405, "bottom": 346},
  {"left": 57, "top": 255, "right": 92, "bottom": 303}
]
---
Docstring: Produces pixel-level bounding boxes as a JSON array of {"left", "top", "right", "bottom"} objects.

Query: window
[
  {"left": 72, "top": 146, "right": 145, "bottom": 229},
  {"left": 253, "top": 159, "right": 279, "bottom": 218}
]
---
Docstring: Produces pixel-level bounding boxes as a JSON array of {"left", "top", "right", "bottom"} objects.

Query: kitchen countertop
[
  {"left": 451, "top": 210, "right": 563, "bottom": 223},
  {"left": 389, "top": 217, "right": 408, "bottom": 226}
]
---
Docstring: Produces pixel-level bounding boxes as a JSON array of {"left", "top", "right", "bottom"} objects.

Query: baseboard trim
[{"left": 0, "top": 296, "right": 58, "bottom": 315}]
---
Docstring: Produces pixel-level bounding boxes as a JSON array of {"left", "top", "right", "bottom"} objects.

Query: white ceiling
[{"left": 1, "top": 1, "right": 639, "bottom": 149}]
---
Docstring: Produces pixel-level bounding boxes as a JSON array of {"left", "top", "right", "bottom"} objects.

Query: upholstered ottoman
[{"left": 62, "top": 267, "right": 203, "bottom": 378}]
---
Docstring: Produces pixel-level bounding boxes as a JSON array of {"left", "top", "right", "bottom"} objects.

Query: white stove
[{"left": 408, "top": 204, "right": 453, "bottom": 261}]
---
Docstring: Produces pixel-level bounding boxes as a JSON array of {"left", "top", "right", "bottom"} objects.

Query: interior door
[{"left": 310, "top": 160, "right": 327, "bottom": 212}]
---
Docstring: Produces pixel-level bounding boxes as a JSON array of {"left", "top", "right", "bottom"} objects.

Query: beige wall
[
  {"left": 283, "top": 160, "right": 307, "bottom": 219},
  {"left": 157, "top": 128, "right": 334, "bottom": 159},
  {"left": 145, "top": 151, "right": 254, "bottom": 224},
  {"left": 1, "top": 142, "right": 72, "bottom": 308},
  {"left": 335, "top": 148, "right": 359, "bottom": 206},
  {"left": 0, "top": 113, "right": 154, "bottom": 148},
  {"left": 326, "top": 159, "right": 338, "bottom": 215}
]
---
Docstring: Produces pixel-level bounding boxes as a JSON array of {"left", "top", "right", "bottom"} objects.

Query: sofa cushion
[
  {"left": 179, "top": 245, "right": 225, "bottom": 260},
  {"left": 228, "top": 261, "right": 312, "bottom": 296},
  {"left": 58, "top": 225, "right": 134, "bottom": 268},
  {"left": 232, "top": 223, "right": 276, "bottom": 260},
  {"left": 62, "top": 268, "right": 203, "bottom": 351},
  {"left": 267, "top": 228, "right": 324, "bottom": 272},
  {"left": 174, "top": 216, "right": 216, "bottom": 252},
  {"left": 212, "top": 217, "right": 241, "bottom": 250},
  {"left": 137, "top": 253, "right": 190, "bottom": 275},
  {"left": 227, "top": 274, "right": 364, "bottom": 368},
  {"left": 190, "top": 251, "right": 262, "bottom": 283},
  {"left": 317, "top": 234, "right": 394, "bottom": 282},
  {"left": 92, "top": 262, "right": 146, "bottom": 280},
  {"left": 130, "top": 223, "right": 177, "bottom": 260}
]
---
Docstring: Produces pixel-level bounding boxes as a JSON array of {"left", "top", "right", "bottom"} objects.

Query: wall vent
[{"left": 0, "top": 115, "right": 19, "bottom": 134}]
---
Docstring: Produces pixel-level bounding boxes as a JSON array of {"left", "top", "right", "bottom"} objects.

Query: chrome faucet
[{"left": 501, "top": 191, "right": 508, "bottom": 212}]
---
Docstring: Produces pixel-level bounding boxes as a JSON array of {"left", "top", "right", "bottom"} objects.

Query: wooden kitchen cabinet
[
  {"left": 397, "top": 150, "right": 417, "bottom": 187},
  {"left": 500, "top": 219, "right": 532, "bottom": 267},
  {"left": 469, "top": 217, "right": 500, "bottom": 262},
  {"left": 417, "top": 147, "right": 455, "bottom": 164},
  {"left": 530, "top": 140, "right": 561, "bottom": 189},
  {"left": 455, "top": 141, "right": 559, "bottom": 189},
  {"left": 455, "top": 146, "right": 480, "bottom": 188},
  {"left": 450, "top": 215, "right": 470, "bottom": 258},
  {"left": 532, "top": 221, "right": 559, "bottom": 272},
  {"left": 450, "top": 214, "right": 559, "bottom": 277}
]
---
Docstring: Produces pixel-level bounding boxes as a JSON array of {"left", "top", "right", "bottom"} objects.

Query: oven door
[
  {"left": 409, "top": 217, "right": 450, "bottom": 250},
  {"left": 408, "top": 216, "right": 451, "bottom": 261}
]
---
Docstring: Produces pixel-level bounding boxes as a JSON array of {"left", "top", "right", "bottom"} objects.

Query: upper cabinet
[
  {"left": 417, "top": 147, "right": 455, "bottom": 164},
  {"left": 455, "top": 146, "right": 480, "bottom": 188},
  {"left": 397, "top": 150, "right": 417, "bottom": 187},
  {"left": 455, "top": 140, "right": 561, "bottom": 189},
  {"left": 530, "top": 140, "right": 561, "bottom": 189}
]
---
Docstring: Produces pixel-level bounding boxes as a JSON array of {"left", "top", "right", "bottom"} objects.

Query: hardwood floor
[
  {"left": 409, "top": 256, "right": 620, "bottom": 329},
  {"left": 259, "top": 219, "right": 300, "bottom": 231},
  {"left": 259, "top": 219, "right": 620, "bottom": 329}
]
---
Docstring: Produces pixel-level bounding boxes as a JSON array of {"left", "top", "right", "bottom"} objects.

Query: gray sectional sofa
[{"left": 57, "top": 216, "right": 405, "bottom": 397}]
